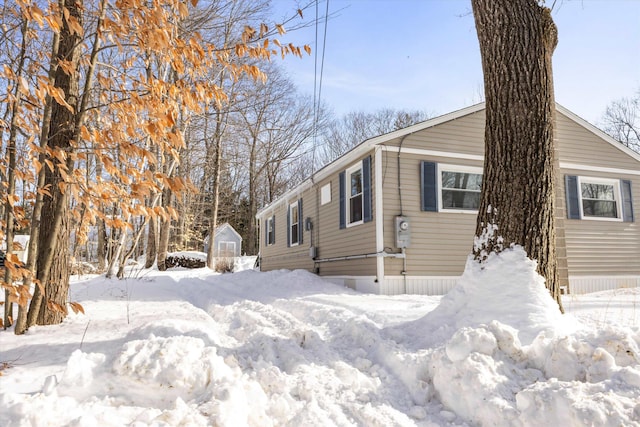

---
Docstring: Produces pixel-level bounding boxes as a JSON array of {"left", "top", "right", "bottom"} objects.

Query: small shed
[
  {"left": 204, "top": 223, "right": 242, "bottom": 258},
  {"left": 0, "top": 235, "right": 30, "bottom": 264}
]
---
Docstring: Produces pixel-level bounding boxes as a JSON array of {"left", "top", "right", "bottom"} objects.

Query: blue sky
[{"left": 271, "top": 0, "right": 640, "bottom": 125}]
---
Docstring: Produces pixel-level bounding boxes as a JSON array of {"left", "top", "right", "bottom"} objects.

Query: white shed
[{"left": 204, "top": 223, "right": 242, "bottom": 258}]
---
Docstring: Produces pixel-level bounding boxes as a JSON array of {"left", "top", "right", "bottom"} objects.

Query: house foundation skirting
[
  {"left": 323, "top": 274, "right": 640, "bottom": 296},
  {"left": 568, "top": 276, "right": 640, "bottom": 295},
  {"left": 322, "top": 276, "right": 379, "bottom": 294}
]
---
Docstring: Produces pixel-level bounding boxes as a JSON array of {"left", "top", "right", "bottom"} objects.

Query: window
[
  {"left": 321, "top": 183, "right": 331, "bottom": 205},
  {"left": 347, "top": 164, "right": 363, "bottom": 225},
  {"left": 266, "top": 216, "right": 275, "bottom": 245},
  {"left": 289, "top": 201, "right": 299, "bottom": 245},
  {"left": 422, "top": 162, "right": 483, "bottom": 213},
  {"left": 580, "top": 179, "right": 619, "bottom": 218},
  {"left": 218, "top": 241, "right": 235, "bottom": 257},
  {"left": 339, "top": 156, "right": 372, "bottom": 229},
  {"left": 566, "top": 175, "right": 633, "bottom": 222},
  {"left": 440, "top": 168, "right": 482, "bottom": 211},
  {"left": 287, "top": 199, "right": 303, "bottom": 246}
]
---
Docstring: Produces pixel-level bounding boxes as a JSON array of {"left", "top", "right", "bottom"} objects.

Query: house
[
  {"left": 256, "top": 104, "right": 640, "bottom": 295},
  {"left": 204, "top": 223, "right": 243, "bottom": 258}
]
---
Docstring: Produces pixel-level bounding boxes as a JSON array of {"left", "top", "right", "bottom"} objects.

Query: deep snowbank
[{"left": 0, "top": 250, "right": 639, "bottom": 426}]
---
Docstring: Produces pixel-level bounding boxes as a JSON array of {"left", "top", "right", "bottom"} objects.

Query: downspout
[{"left": 397, "top": 134, "right": 411, "bottom": 293}]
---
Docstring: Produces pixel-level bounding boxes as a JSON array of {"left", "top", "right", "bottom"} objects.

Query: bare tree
[
  {"left": 319, "top": 108, "right": 431, "bottom": 165},
  {"left": 601, "top": 90, "right": 640, "bottom": 153},
  {"left": 471, "top": 0, "right": 563, "bottom": 311}
]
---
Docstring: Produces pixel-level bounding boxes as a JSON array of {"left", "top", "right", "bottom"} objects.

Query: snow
[{"left": 1, "top": 248, "right": 639, "bottom": 426}]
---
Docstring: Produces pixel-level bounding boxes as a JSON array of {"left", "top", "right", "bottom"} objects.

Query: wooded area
[{"left": 0, "top": 0, "right": 431, "bottom": 332}]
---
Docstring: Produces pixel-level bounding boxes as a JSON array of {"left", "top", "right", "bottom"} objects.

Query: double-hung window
[
  {"left": 339, "top": 156, "right": 372, "bottom": 229},
  {"left": 346, "top": 163, "right": 363, "bottom": 225},
  {"left": 266, "top": 216, "right": 275, "bottom": 245},
  {"left": 580, "top": 178, "right": 620, "bottom": 219},
  {"left": 440, "top": 166, "right": 483, "bottom": 211},
  {"left": 565, "top": 175, "right": 633, "bottom": 222},
  {"left": 289, "top": 201, "right": 300, "bottom": 245}
]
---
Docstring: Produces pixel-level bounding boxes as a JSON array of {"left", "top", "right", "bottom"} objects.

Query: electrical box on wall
[{"left": 395, "top": 216, "right": 410, "bottom": 248}]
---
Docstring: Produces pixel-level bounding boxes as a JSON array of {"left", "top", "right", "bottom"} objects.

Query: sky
[
  {"left": 1, "top": 251, "right": 639, "bottom": 425},
  {"left": 270, "top": 0, "right": 640, "bottom": 125}
]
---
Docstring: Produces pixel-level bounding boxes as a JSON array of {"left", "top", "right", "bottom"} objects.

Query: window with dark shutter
[
  {"left": 420, "top": 161, "right": 438, "bottom": 212},
  {"left": 289, "top": 201, "right": 299, "bottom": 246}
]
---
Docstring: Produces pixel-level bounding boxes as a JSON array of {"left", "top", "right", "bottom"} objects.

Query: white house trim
[
  {"left": 380, "top": 145, "right": 484, "bottom": 161},
  {"left": 559, "top": 162, "right": 640, "bottom": 176}
]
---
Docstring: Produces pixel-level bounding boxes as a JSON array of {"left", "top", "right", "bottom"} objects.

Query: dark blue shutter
[
  {"left": 565, "top": 175, "right": 580, "bottom": 219},
  {"left": 271, "top": 215, "right": 275, "bottom": 244},
  {"left": 265, "top": 218, "right": 268, "bottom": 245},
  {"left": 286, "top": 207, "right": 291, "bottom": 247},
  {"left": 621, "top": 179, "right": 634, "bottom": 222},
  {"left": 420, "top": 161, "right": 437, "bottom": 211},
  {"left": 339, "top": 171, "right": 346, "bottom": 229},
  {"left": 298, "top": 198, "right": 304, "bottom": 243},
  {"left": 363, "top": 156, "right": 373, "bottom": 222}
]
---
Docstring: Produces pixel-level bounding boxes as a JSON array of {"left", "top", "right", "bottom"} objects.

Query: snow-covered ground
[{"left": 1, "top": 249, "right": 639, "bottom": 426}]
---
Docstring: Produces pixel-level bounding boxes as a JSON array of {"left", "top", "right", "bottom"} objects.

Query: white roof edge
[
  {"left": 256, "top": 103, "right": 486, "bottom": 218},
  {"left": 555, "top": 103, "right": 640, "bottom": 163},
  {"left": 214, "top": 222, "right": 242, "bottom": 241}
]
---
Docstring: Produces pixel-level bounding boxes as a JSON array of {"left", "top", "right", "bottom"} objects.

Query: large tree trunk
[
  {"left": 27, "top": 0, "right": 83, "bottom": 326},
  {"left": 471, "top": 0, "right": 563, "bottom": 311}
]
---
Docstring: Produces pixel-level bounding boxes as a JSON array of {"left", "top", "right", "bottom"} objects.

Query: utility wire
[{"left": 311, "top": 0, "right": 329, "bottom": 173}]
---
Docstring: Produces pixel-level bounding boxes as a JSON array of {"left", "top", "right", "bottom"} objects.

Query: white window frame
[
  {"left": 289, "top": 200, "right": 300, "bottom": 246},
  {"left": 437, "top": 164, "right": 483, "bottom": 214},
  {"left": 218, "top": 241, "right": 236, "bottom": 257},
  {"left": 266, "top": 216, "right": 275, "bottom": 246},
  {"left": 577, "top": 176, "right": 623, "bottom": 222},
  {"left": 321, "top": 183, "right": 331, "bottom": 205},
  {"left": 346, "top": 162, "right": 364, "bottom": 227}
]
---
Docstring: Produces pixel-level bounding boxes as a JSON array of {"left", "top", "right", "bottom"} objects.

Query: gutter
[{"left": 314, "top": 250, "right": 405, "bottom": 263}]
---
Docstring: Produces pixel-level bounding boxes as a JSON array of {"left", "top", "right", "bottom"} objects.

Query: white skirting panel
[
  {"left": 568, "top": 276, "right": 640, "bottom": 295},
  {"left": 382, "top": 276, "right": 460, "bottom": 296},
  {"left": 323, "top": 276, "right": 380, "bottom": 294},
  {"left": 323, "top": 275, "right": 640, "bottom": 296}
]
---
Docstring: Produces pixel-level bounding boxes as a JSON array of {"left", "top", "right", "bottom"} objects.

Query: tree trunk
[
  {"left": 156, "top": 187, "right": 172, "bottom": 271},
  {"left": 95, "top": 156, "right": 107, "bottom": 271},
  {"left": 205, "top": 113, "right": 225, "bottom": 269},
  {"left": 27, "top": 0, "right": 83, "bottom": 326},
  {"left": 3, "top": 18, "right": 29, "bottom": 329},
  {"left": 14, "top": 31, "right": 60, "bottom": 335},
  {"left": 471, "top": 0, "right": 563, "bottom": 311},
  {"left": 145, "top": 216, "right": 157, "bottom": 268}
]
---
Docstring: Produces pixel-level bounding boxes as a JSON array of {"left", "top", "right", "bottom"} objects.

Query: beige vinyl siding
[
  {"left": 259, "top": 153, "right": 378, "bottom": 277},
  {"left": 380, "top": 110, "right": 485, "bottom": 276},
  {"left": 382, "top": 149, "right": 480, "bottom": 276},
  {"left": 555, "top": 112, "right": 640, "bottom": 170},
  {"left": 314, "top": 153, "right": 378, "bottom": 276},
  {"left": 259, "top": 188, "right": 316, "bottom": 272},
  {"left": 383, "top": 109, "right": 486, "bottom": 156},
  {"left": 560, "top": 167, "right": 640, "bottom": 277}
]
